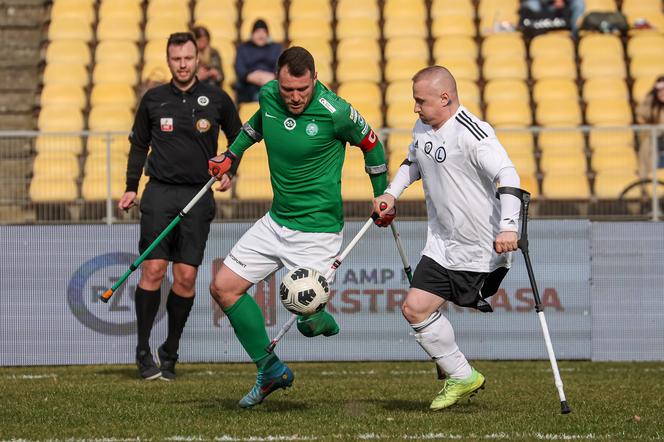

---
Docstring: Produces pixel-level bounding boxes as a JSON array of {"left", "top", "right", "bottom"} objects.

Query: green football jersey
[{"left": 229, "top": 80, "right": 387, "bottom": 232}]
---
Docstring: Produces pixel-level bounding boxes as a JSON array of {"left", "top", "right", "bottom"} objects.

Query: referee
[{"left": 118, "top": 32, "right": 241, "bottom": 381}]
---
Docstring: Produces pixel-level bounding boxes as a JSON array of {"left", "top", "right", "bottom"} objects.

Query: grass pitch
[{"left": 1, "top": 361, "right": 662, "bottom": 441}]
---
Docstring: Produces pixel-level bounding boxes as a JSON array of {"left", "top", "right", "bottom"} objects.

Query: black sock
[
  {"left": 162, "top": 289, "right": 194, "bottom": 355},
  {"left": 135, "top": 286, "right": 161, "bottom": 352}
]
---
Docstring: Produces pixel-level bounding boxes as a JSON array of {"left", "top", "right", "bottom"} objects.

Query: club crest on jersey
[
  {"left": 424, "top": 141, "right": 433, "bottom": 153},
  {"left": 197, "top": 96, "right": 209, "bottom": 106},
  {"left": 284, "top": 118, "right": 296, "bottom": 130},
  {"left": 160, "top": 118, "right": 173, "bottom": 132},
  {"left": 196, "top": 118, "right": 211, "bottom": 133},
  {"left": 435, "top": 147, "right": 447, "bottom": 163},
  {"left": 306, "top": 122, "right": 318, "bottom": 136}
]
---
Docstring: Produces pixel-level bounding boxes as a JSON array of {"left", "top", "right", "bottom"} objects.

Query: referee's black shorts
[
  {"left": 138, "top": 179, "right": 215, "bottom": 267},
  {"left": 411, "top": 255, "right": 509, "bottom": 310}
]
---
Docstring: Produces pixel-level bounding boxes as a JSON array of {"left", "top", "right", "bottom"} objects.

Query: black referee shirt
[{"left": 125, "top": 79, "right": 242, "bottom": 192}]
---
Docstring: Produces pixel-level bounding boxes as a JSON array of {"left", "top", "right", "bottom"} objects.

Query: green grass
[{"left": 1, "top": 361, "right": 662, "bottom": 441}]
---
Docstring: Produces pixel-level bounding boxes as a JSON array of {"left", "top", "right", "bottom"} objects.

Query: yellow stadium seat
[
  {"left": 385, "top": 38, "right": 429, "bottom": 60},
  {"left": 143, "top": 39, "right": 168, "bottom": 64},
  {"left": 384, "top": 0, "right": 427, "bottom": 19},
  {"left": 484, "top": 79, "right": 529, "bottom": 103},
  {"left": 337, "top": 59, "right": 382, "bottom": 83},
  {"left": 582, "top": 77, "right": 629, "bottom": 102},
  {"left": 540, "top": 151, "right": 587, "bottom": 174},
  {"left": 32, "top": 152, "right": 80, "bottom": 179},
  {"left": 482, "top": 56, "right": 527, "bottom": 81},
  {"left": 385, "top": 80, "right": 413, "bottom": 105},
  {"left": 589, "top": 128, "right": 635, "bottom": 150},
  {"left": 289, "top": 0, "right": 332, "bottom": 20},
  {"left": 432, "top": 36, "right": 478, "bottom": 60},
  {"left": 146, "top": 0, "right": 190, "bottom": 21},
  {"left": 622, "top": 0, "right": 661, "bottom": 18},
  {"left": 194, "top": 0, "right": 237, "bottom": 21},
  {"left": 93, "top": 63, "right": 138, "bottom": 86},
  {"left": 536, "top": 100, "right": 582, "bottom": 127},
  {"left": 194, "top": 16, "right": 237, "bottom": 41},
  {"left": 399, "top": 179, "right": 425, "bottom": 200},
  {"left": 485, "top": 100, "right": 532, "bottom": 128},
  {"left": 43, "top": 63, "right": 88, "bottom": 86},
  {"left": 30, "top": 177, "right": 78, "bottom": 202},
  {"left": 86, "top": 134, "right": 131, "bottom": 156},
  {"left": 38, "top": 107, "right": 84, "bottom": 132},
  {"left": 385, "top": 58, "right": 428, "bottom": 83},
  {"left": 336, "top": 38, "right": 381, "bottom": 62},
  {"left": 632, "top": 76, "right": 658, "bottom": 104},
  {"left": 289, "top": 39, "right": 333, "bottom": 63},
  {"left": 479, "top": 13, "right": 519, "bottom": 36},
  {"left": 627, "top": 33, "right": 664, "bottom": 59},
  {"left": 45, "top": 40, "right": 90, "bottom": 65},
  {"left": 235, "top": 177, "right": 273, "bottom": 200},
  {"left": 352, "top": 104, "right": 383, "bottom": 129},
  {"left": 529, "top": 33, "right": 575, "bottom": 59},
  {"left": 580, "top": 56, "right": 626, "bottom": 79},
  {"left": 436, "top": 58, "right": 479, "bottom": 81},
  {"left": 81, "top": 176, "right": 126, "bottom": 201},
  {"left": 95, "top": 41, "right": 140, "bottom": 65},
  {"left": 336, "top": 18, "right": 381, "bottom": 39},
  {"left": 578, "top": 34, "right": 624, "bottom": 59},
  {"left": 316, "top": 61, "right": 333, "bottom": 86},
  {"left": 538, "top": 130, "right": 585, "bottom": 153},
  {"left": 431, "top": 15, "right": 475, "bottom": 37},
  {"left": 337, "top": 82, "right": 382, "bottom": 106},
  {"left": 35, "top": 135, "right": 82, "bottom": 155},
  {"left": 99, "top": 0, "right": 143, "bottom": 22},
  {"left": 343, "top": 149, "right": 370, "bottom": 180},
  {"left": 478, "top": 0, "right": 519, "bottom": 20},
  {"left": 531, "top": 56, "right": 577, "bottom": 80},
  {"left": 630, "top": 56, "right": 664, "bottom": 79},
  {"left": 239, "top": 102, "right": 260, "bottom": 122},
  {"left": 593, "top": 171, "right": 640, "bottom": 198},
  {"left": 387, "top": 131, "right": 413, "bottom": 157},
  {"left": 383, "top": 17, "right": 427, "bottom": 39},
  {"left": 519, "top": 174, "right": 539, "bottom": 198},
  {"left": 50, "top": 0, "right": 95, "bottom": 23},
  {"left": 584, "top": 0, "right": 617, "bottom": 12},
  {"left": 144, "top": 17, "right": 190, "bottom": 41},
  {"left": 40, "top": 84, "right": 86, "bottom": 110},
  {"left": 96, "top": 17, "right": 142, "bottom": 41},
  {"left": 387, "top": 104, "right": 417, "bottom": 129},
  {"left": 586, "top": 99, "right": 633, "bottom": 126},
  {"left": 90, "top": 84, "right": 136, "bottom": 109},
  {"left": 532, "top": 78, "right": 578, "bottom": 104},
  {"left": 591, "top": 151, "right": 638, "bottom": 174},
  {"left": 481, "top": 33, "right": 526, "bottom": 60},
  {"left": 541, "top": 172, "right": 591, "bottom": 199},
  {"left": 509, "top": 153, "right": 537, "bottom": 175},
  {"left": 48, "top": 18, "right": 93, "bottom": 41},
  {"left": 288, "top": 18, "right": 333, "bottom": 41},
  {"left": 496, "top": 130, "right": 534, "bottom": 155},
  {"left": 431, "top": 0, "right": 475, "bottom": 18},
  {"left": 341, "top": 176, "right": 374, "bottom": 200},
  {"left": 457, "top": 79, "right": 481, "bottom": 106},
  {"left": 88, "top": 106, "right": 134, "bottom": 132},
  {"left": 464, "top": 101, "right": 482, "bottom": 117},
  {"left": 336, "top": 0, "right": 379, "bottom": 20}
]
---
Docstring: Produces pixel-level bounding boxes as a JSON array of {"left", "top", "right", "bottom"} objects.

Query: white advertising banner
[{"left": 1, "top": 220, "right": 591, "bottom": 366}]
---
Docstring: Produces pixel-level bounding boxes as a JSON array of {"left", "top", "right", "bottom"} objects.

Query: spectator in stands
[
  {"left": 192, "top": 26, "right": 224, "bottom": 89},
  {"left": 520, "top": 0, "right": 585, "bottom": 37},
  {"left": 138, "top": 66, "right": 169, "bottom": 98},
  {"left": 636, "top": 75, "right": 664, "bottom": 178},
  {"left": 119, "top": 32, "right": 242, "bottom": 382},
  {"left": 234, "top": 19, "right": 283, "bottom": 103}
]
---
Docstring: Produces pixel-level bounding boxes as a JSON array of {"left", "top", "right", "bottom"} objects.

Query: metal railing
[{"left": 0, "top": 125, "right": 662, "bottom": 225}]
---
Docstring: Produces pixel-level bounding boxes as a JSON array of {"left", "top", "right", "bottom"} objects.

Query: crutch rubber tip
[
  {"left": 265, "top": 342, "right": 276, "bottom": 353},
  {"left": 99, "top": 289, "right": 113, "bottom": 303},
  {"left": 560, "top": 401, "right": 572, "bottom": 414}
]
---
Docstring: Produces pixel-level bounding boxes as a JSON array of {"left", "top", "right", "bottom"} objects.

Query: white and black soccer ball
[{"left": 279, "top": 267, "right": 330, "bottom": 315}]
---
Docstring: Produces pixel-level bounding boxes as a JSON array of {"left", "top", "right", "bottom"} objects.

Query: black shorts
[
  {"left": 139, "top": 179, "right": 215, "bottom": 266},
  {"left": 411, "top": 255, "right": 509, "bottom": 310}
]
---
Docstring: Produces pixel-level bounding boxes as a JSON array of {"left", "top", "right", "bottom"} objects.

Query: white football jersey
[{"left": 400, "top": 106, "right": 516, "bottom": 273}]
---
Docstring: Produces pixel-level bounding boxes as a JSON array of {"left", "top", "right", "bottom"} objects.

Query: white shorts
[{"left": 224, "top": 213, "right": 343, "bottom": 284}]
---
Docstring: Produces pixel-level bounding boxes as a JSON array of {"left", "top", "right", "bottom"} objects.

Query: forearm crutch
[
  {"left": 498, "top": 187, "right": 571, "bottom": 415},
  {"left": 390, "top": 222, "right": 413, "bottom": 284},
  {"left": 266, "top": 216, "right": 376, "bottom": 352},
  {"left": 100, "top": 176, "right": 218, "bottom": 303}
]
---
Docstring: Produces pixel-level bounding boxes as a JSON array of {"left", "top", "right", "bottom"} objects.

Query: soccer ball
[{"left": 279, "top": 267, "right": 330, "bottom": 315}]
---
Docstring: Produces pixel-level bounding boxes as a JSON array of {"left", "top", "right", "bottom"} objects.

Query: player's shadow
[
  {"left": 94, "top": 367, "right": 141, "bottom": 379},
  {"left": 193, "top": 398, "right": 307, "bottom": 411},
  {"left": 378, "top": 399, "right": 486, "bottom": 413}
]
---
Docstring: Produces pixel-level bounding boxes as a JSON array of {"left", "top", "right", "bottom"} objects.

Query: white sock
[{"left": 411, "top": 310, "right": 472, "bottom": 380}]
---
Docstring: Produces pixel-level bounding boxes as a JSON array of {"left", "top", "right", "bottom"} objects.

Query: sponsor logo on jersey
[
  {"left": 349, "top": 106, "right": 358, "bottom": 123},
  {"left": 160, "top": 118, "right": 173, "bottom": 132},
  {"left": 306, "top": 122, "right": 319, "bottom": 136},
  {"left": 284, "top": 117, "right": 296, "bottom": 130},
  {"left": 197, "top": 96, "right": 209, "bottom": 106},
  {"left": 319, "top": 97, "right": 336, "bottom": 113},
  {"left": 196, "top": 118, "right": 211, "bottom": 133}
]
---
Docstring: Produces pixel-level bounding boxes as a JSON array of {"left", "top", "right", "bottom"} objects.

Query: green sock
[
  {"left": 296, "top": 310, "right": 340, "bottom": 337},
  {"left": 223, "top": 293, "right": 272, "bottom": 364}
]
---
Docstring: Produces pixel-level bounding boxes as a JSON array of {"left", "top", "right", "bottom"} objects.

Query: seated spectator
[
  {"left": 636, "top": 75, "right": 664, "bottom": 178},
  {"left": 193, "top": 26, "right": 224, "bottom": 89},
  {"left": 520, "top": 0, "right": 585, "bottom": 37},
  {"left": 235, "top": 19, "right": 283, "bottom": 103},
  {"left": 139, "top": 66, "right": 169, "bottom": 98}
]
